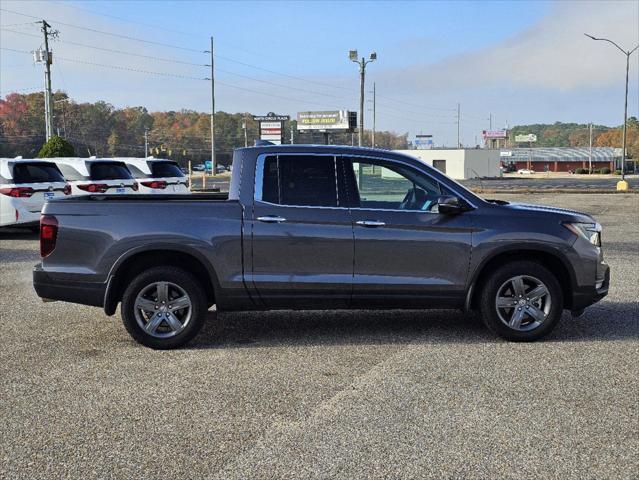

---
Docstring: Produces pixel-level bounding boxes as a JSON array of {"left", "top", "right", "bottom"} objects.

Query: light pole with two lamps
[{"left": 349, "top": 50, "right": 376, "bottom": 147}]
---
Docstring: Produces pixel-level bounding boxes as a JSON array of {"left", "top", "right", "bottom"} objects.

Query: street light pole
[
  {"left": 372, "top": 82, "right": 376, "bottom": 147},
  {"left": 585, "top": 34, "right": 639, "bottom": 183},
  {"left": 209, "top": 36, "right": 216, "bottom": 174},
  {"left": 349, "top": 50, "right": 376, "bottom": 147}
]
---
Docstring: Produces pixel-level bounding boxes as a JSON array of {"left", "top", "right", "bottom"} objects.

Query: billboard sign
[
  {"left": 253, "top": 113, "right": 288, "bottom": 145},
  {"left": 252, "top": 113, "right": 290, "bottom": 122},
  {"left": 414, "top": 137, "right": 434, "bottom": 149},
  {"left": 297, "top": 110, "right": 355, "bottom": 132},
  {"left": 482, "top": 130, "right": 507, "bottom": 139},
  {"left": 515, "top": 134, "right": 537, "bottom": 143},
  {"left": 500, "top": 150, "right": 513, "bottom": 157}
]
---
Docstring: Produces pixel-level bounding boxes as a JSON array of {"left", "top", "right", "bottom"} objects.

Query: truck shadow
[
  {"left": 0, "top": 228, "right": 39, "bottom": 240},
  {"left": 191, "top": 300, "right": 638, "bottom": 349}
]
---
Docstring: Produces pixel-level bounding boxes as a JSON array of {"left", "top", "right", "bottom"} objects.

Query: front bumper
[
  {"left": 33, "top": 265, "right": 107, "bottom": 307},
  {"left": 571, "top": 264, "right": 610, "bottom": 311}
]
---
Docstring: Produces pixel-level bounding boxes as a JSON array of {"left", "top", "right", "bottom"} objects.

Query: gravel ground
[{"left": 0, "top": 193, "right": 637, "bottom": 479}]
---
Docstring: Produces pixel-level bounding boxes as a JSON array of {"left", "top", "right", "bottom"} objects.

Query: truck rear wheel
[
  {"left": 121, "top": 266, "right": 207, "bottom": 349},
  {"left": 479, "top": 261, "right": 563, "bottom": 341}
]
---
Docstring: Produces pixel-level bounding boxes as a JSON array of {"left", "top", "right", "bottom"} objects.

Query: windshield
[
  {"left": 90, "top": 161, "right": 133, "bottom": 181},
  {"left": 150, "top": 161, "right": 184, "bottom": 178},
  {"left": 12, "top": 163, "right": 65, "bottom": 184}
]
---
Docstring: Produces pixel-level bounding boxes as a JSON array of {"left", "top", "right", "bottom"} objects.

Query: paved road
[
  {"left": 1, "top": 193, "right": 637, "bottom": 479},
  {"left": 200, "top": 175, "right": 638, "bottom": 193}
]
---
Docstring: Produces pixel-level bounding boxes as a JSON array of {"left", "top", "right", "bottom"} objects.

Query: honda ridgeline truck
[{"left": 33, "top": 145, "right": 609, "bottom": 348}]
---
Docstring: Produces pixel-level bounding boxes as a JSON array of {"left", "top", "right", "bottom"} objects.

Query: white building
[{"left": 394, "top": 149, "right": 501, "bottom": 179}]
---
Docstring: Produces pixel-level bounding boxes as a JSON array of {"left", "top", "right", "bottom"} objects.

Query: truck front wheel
[
  {"left": 479, "top": 261, "right": 563, "bottom": 341},
  {"left": 121, "top": 266, "right": 207, "bottom": 349}
]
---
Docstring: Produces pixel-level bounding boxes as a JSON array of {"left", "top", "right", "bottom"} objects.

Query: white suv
[
  {"left": 54, "top": 158, "right": 139, "bottom": 195},
  {"left": 0, "top": 159, "right": 70, "bottom": 227},
  {"left": 122, "top": 158, "right": 190, "bottom": 194}
]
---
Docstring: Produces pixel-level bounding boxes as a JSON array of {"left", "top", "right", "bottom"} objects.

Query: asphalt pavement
[
  {"left": 1, "top": 193, "right": 637, "bottom": 479},
  {"left": 200, "top": 175, "right": 638, "bottom": 193},
  {"left": 462, "top": 174, "right": 638, "bottom": 191}
]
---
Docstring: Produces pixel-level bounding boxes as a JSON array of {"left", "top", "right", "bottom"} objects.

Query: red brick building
[{"left": 501, "top": 147, "right": 620, "bottom": 172}]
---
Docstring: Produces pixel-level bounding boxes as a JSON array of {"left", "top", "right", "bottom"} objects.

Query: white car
[
  {"left": 517, "top": 168, "right": 535, "bottom": 175},
  {"left": 54, "top": 158, "right": 139, "bottom": 195},
  {"left": 122, "top": 158, "right": 190, "bottom": 194},
  {"left": 0, "top": 158, "right": 70, "bottom": 227}
]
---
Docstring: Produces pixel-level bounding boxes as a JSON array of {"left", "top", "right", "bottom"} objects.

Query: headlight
[{"left": 563, "top": 222, "right": 601, "bottom": 246}]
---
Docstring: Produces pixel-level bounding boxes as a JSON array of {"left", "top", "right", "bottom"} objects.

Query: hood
[{"left": 498, "top": 202, "right": 594, "bottom": 222}]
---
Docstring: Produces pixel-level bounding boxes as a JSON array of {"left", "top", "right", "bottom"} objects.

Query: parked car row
[{"left": 1, "top": 157, "right": 190, "bottom": 227}]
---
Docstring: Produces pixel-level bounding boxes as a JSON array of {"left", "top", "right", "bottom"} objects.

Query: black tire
[
  {"left": 121, "top": 266, "right": 207, "bottom": 349},
  {"left": 479, "top": 261, "right": 563, "bottom": 342}
]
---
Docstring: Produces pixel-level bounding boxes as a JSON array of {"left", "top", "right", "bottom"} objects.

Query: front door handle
[
  {"left": 356, "top": 220, "right": 386, "bottom": 227},
  {"left": 257, "top": 215, "right": 287, "bottom": 223}
]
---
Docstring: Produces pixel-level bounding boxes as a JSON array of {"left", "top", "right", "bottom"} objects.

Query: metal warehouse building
[
  {"left": 394, "top": 149, "right": 501, "bottom": 179},
  {"left": 501, "top": 147, "right": 621, "bottom": 172}
]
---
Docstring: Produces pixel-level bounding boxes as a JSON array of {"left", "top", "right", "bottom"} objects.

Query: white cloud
[{"left": 380, "top": 0, "right": 639, "bottom": 92}]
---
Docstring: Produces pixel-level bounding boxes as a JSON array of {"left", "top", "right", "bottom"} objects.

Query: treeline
[
  {"left": 508, "top": 120, "right": 639, "bottom": 157},
  {"left": 0, "top": 92, "right": 409, "bottom": 165}
]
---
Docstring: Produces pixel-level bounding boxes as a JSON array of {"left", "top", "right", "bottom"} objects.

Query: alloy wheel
[
  {"left": 495, "top": 275, "right": 552, "bottom": 331},
  {"left": 133, "top": 281, "right": 192, "bottom": 338}
]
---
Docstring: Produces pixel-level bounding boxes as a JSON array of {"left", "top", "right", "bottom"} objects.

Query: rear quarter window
[
  {"left": 90, "top": 162, "right": 133, "bottom": 180},
  {"left": 150, "top": 162, "right": 184, "bottom": 178},
  {"left": 12, "top": 163, "right": 65, "bottom": 184},
  {"left": 57, "top": 163, "right": 87, "bottom": 181},
  {"left": 126, "top": 164, "right": 149, "bottom": 179}
]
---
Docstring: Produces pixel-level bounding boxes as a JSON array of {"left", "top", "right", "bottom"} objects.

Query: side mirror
[{"left": 437, "top": 195, "right": 464, "bottom": 215}]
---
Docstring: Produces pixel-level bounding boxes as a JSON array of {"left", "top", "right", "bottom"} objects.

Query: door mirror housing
[{"left": 437, "top": 195, "right": 464, "bottom": 215}]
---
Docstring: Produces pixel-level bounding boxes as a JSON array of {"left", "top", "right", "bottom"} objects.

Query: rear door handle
[
  {"left": 356, "top": 220, "right": 386, "bottom": 227},
  {"left": 257, "top": 215, "right": 287, "bottom": 223}
]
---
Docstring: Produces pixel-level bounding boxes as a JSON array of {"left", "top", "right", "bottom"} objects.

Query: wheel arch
[
  {"left": 466, "top": 246, "right": 576, "bottom": 311},
  {"left": 103, "top": 245, "right": 219, "bottom": 316}
]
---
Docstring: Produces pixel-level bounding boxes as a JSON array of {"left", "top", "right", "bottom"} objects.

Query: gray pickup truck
[{"left": 34, "top": 145, "right": 609, "bottom": 348}]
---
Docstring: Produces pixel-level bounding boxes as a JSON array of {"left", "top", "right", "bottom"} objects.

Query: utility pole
[
  {"left": 290, "top": 122, "right": 294, "bottom": 145},
  {"left": 39, "top": 20, "right": 54, "bottom": 141},
  {"left": 349, "top": 50, "right": 376, "bottom": 147},
  {"left": 242, "top": 118, "right": 248, "bottom": 147},
  {"left": 456, "top": 103, "right": 461, "bottom": 148},
  {"left": 588, "top": 122, "right": 592, "bottom": 173},
  {"left": 489, "top": 113, "right": 492, "bottom": 130},
  {"left": 371, "top": 82, "right": 376, "bottom": 147},
  {"left": 144, "top": 129, "right": 149, "bottom": 157},
  {"left": 209, "top": 36, "right": 216, "bottom": 174}
]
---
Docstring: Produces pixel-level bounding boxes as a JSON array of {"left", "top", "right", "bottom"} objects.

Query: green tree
[{"left": 37, "top": 135, "right": 76, "bottom": 157}]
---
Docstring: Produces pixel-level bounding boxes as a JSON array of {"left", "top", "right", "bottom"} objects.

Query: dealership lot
[
  {"left": 201, "top": 173, "right": 638, "bottom": 193},
  {"left": 1, "top": 193, "right": 637, "bottom": 479}
]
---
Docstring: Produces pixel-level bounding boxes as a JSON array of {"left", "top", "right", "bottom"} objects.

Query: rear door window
[
  {"left": 261, "top": 155, "right": 338, "bottom": 207},
  {"left": 12, "top": 163, "right": 65, "bottom": 184},
  {"left": 90, "top": 162, "right": 133, "bottom": 180},
  {"left": 150, "top": 161, "right": 184, "bottom": 178}
]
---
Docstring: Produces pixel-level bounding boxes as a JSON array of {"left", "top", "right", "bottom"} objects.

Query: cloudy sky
[{"left": 1, "top": 0, "right": 637, "bottom": 146}]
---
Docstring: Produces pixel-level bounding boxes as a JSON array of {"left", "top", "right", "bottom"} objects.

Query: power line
[
  {"left": 215, "top": 67, "right": 346, "bottom": 100},
  {"left": 376, "top": 93, "right": 456, "bottom": 112},
  {"left": 52, "top": 37, "right": 210, "bottom": 67},
  {"left": 1, "top": 48, "right": 208, "bottom": 80},
  {"left": 0, "top": 28, "right": 41, "bottom": 38},
  {"left": 0, "top": 8, "right": 206, "bottom": 53},
  {"left": 0, "top": 21, "right": 39, "bottom": 27},
  {"left": 58, "top": 2, "right": 279, "bottom": 60}
]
